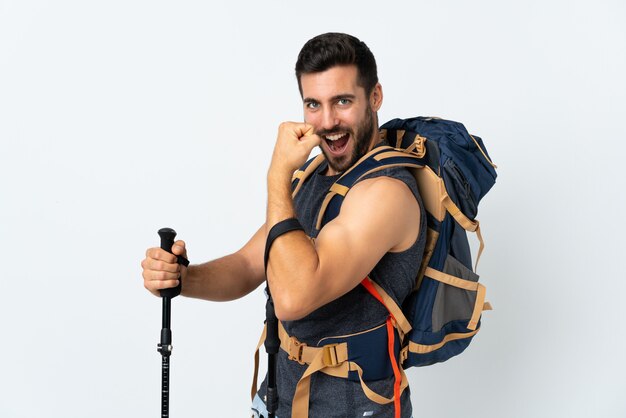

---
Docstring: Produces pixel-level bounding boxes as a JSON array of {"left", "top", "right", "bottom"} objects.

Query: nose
[{"left": 321, "top": 106, "right": 339, "bottom": 131}]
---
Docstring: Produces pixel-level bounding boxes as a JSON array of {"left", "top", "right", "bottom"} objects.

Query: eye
[
  {"left": 305, "top": 101, "right": 320, "bottom": 110},
  {"left": 337, "top": 98, "right": 351, "bottom": 106}
]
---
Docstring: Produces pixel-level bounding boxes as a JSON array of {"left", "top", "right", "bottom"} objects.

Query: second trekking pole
[{"left": 264, "top": 286, "right": 280, "bottom": 418}]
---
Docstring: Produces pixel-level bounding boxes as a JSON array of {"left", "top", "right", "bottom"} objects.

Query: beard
[{"left": 318, "top": 107, "right": 377, "bottom": 174}]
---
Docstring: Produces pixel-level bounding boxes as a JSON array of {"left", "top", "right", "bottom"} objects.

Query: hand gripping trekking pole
[
  {"left": 263, "top": 218, "right": 304, "bottom": 417},
  {"left": 156, "top": 228, "right": 189, "bottom": 418}
]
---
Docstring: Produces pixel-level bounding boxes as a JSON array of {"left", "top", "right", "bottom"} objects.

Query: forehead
[{"left": 300, "top": 65, "right": 365, "bottom": 100}]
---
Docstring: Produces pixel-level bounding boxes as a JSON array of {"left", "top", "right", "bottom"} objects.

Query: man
[{"left": 142, "top": 33, "right": 425, "bottom": 418}]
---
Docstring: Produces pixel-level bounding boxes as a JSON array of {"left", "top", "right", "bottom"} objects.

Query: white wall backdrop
[{"left": 1, "top": 0, "right": 625, "bottom": 417}]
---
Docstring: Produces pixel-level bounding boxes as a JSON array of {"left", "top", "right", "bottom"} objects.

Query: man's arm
[
  {"left": 267, "top": 176, "right": 420, "bottom": 320},
  {"left": 182, "top": 225, "right": 267, "bottom": 301},
  {"left": 141, "top": 225, "right": 266, "bottom": 301},
  {"left": 265, "top": 123, "right": 420, "bottom": 321}
]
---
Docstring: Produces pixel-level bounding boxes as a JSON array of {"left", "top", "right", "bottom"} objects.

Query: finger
[
  {"left": 144, "top": 277, "right": 180, "bottom": 294},
  {"left": 143, "top": 273, "right": 180, "bottom": 297},
  {"left": 144, "top": 257, "right": 181, "bottom": 273},
  {"left": 145, "top": 247, "right": 177, "bottom": 263},
  {"left": 298, "top": 123, "right": 316, "bottom": 137},
  {"left": 307, "top": 133, "right": 322, "bottom": 144},
  {"left": 300, "top": 133, "right": 322, "bottom": 148},
  {"left": 144, "top": 266, "right": 181, "bottom": 280}
]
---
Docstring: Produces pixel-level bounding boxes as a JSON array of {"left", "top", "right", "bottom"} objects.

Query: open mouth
[{"left": 324, "top": 132, "right": 350, "bottom": 154}]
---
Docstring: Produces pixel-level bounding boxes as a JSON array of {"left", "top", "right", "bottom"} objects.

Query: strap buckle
[
  {"left": 412, "top": 134, "right": 426, "bottom": 158},
  {"left": 400, "top": 346, "right": 409, "bottom": 364},
  {"left": 287, "top": 337, "right": 307, "bottom": 365},
  {"left": 322, "top": 343, "right": 340, "bottom": 367}
]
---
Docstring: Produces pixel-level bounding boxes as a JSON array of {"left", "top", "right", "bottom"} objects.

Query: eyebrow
[{"left": 303, "top": 94, "right": 357, "bottom": 104}]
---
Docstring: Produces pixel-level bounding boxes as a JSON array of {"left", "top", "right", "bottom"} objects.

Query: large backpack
[
  {"left": 292, "top": 116, "right": 497, "bottom": 368},
  {"left": 252, "top": 117, "right": 497, "bottom": 418}
]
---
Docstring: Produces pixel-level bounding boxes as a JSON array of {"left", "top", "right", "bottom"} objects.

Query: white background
[{"left": 1, "top": 0, "right": 625, "bottom": 417}]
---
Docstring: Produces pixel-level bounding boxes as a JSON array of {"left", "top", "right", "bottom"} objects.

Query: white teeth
[{"left": 325, "top": 133, "right": 346, "bottom": 141}]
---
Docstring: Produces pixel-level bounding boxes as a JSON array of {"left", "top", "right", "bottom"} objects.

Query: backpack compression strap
[{"left": 361, "top": 277, "right": 406, "bottom": 418}]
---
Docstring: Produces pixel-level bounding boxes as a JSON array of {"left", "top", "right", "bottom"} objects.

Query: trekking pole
[
  {"left": 264, "top": 286, "right": 280, "bottom": 418},
  {"left": 156, "top": 227, "right": 189, "bottom": 418}
]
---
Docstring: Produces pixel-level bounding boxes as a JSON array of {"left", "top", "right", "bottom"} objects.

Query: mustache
[{"left": 316, "top": 126, "right": 353, "bottom": 137}]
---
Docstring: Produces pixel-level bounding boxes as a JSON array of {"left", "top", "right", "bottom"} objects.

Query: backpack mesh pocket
[{"left": 431, "top": 255, "right": 479, "bottom": 332}]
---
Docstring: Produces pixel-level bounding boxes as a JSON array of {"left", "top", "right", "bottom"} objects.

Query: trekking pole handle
[
  {"left": 159, "top": 227, "right": 177, "bottom": 252},
  {"left": 158, "top": 228, "right": 182, "bottom": 299}
]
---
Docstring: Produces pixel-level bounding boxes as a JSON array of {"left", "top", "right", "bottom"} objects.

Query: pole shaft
[
  {"left": 162, "top": 356, "right": 170, "bottom": 418},
  {"left": 162, "top": 297, "right": 171, "bottom": 329}
]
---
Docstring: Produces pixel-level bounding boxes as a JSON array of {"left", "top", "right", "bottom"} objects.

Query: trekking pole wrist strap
[
  {"left": 177, "top": 255, "right": 190, "bottom": 267},
  {"left": 264, "top": 217, "right": 304, "bottom": 272}
]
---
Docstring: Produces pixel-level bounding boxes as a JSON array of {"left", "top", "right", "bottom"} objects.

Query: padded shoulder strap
[
  {"left": 292, "top": 154, "right": 326, "bottom": 197},
  {"left": 315, "top": 147, "right": 424, "bottom": 231}
]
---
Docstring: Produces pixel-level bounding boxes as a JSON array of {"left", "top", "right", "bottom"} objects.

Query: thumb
[
  {"left": 300, "top": 125, "right": 321, "bottom": 145},
  {"left": 300, "top": 123, "right": 316, "bottom": 137},
  {"left": 302, "top": 133, "right": 321, "bottom": 149},
  {"left": 172, "top": 240, "right": 187, "bottom": 257}
]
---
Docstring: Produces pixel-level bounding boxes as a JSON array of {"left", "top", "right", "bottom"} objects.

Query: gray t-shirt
[{"left": 260, "top": 159, "right": 426, "bottom": 418}]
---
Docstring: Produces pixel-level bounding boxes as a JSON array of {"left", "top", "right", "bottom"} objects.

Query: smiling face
[{"left": 300, "top": 65, "right": 383, "bottom": 175}]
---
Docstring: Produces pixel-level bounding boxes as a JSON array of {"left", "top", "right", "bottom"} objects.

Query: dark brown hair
[{"left": 295, "top": 33, "right": 378, "bottom": 96}]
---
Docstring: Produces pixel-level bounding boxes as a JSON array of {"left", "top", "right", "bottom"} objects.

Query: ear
[{"left": 370, "top": 83, "right": 383, "bottom": 111}]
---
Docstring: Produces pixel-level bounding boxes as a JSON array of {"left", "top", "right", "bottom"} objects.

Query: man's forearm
[
  {"left": 266, "top": 169, "right": 296, "bottom": 226},
  {"left": 182, "top": 253, "right": 262, "bottom": 301},
  {"left": 264, "top": 122, "right": 323, "bottom": 319},
  {"left": 266, "top": 166, "right": 322, "bottom": 319}
]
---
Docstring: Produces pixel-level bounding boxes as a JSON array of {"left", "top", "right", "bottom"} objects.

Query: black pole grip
[
  {"left": 265, "top": 301, "right": 279, "bottom": 417},
  {"left": 265, "top": 298, "right": 280, "bottom": 355},
  {"left": 158, "top": 228, "right": 182, "bottom": 298}
]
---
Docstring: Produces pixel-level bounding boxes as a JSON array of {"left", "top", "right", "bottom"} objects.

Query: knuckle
[
  {"left": 148, "top": 247, "right": 160, "bottom": 258},
  {"left": 155, "top": 249, "right": 165, "bottom": 260}
]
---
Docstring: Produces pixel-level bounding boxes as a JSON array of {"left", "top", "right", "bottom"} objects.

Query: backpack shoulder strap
[
  {"left": 314, "top": 146, "right": 424, "bottom": 231},
  {"left": 292, "top": 154, "right": 326, "bottom": 197}
]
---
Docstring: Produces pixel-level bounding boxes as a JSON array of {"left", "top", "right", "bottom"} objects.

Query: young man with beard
[{"left": 141, "top": 33, "right": 425, "bottom": 417}]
